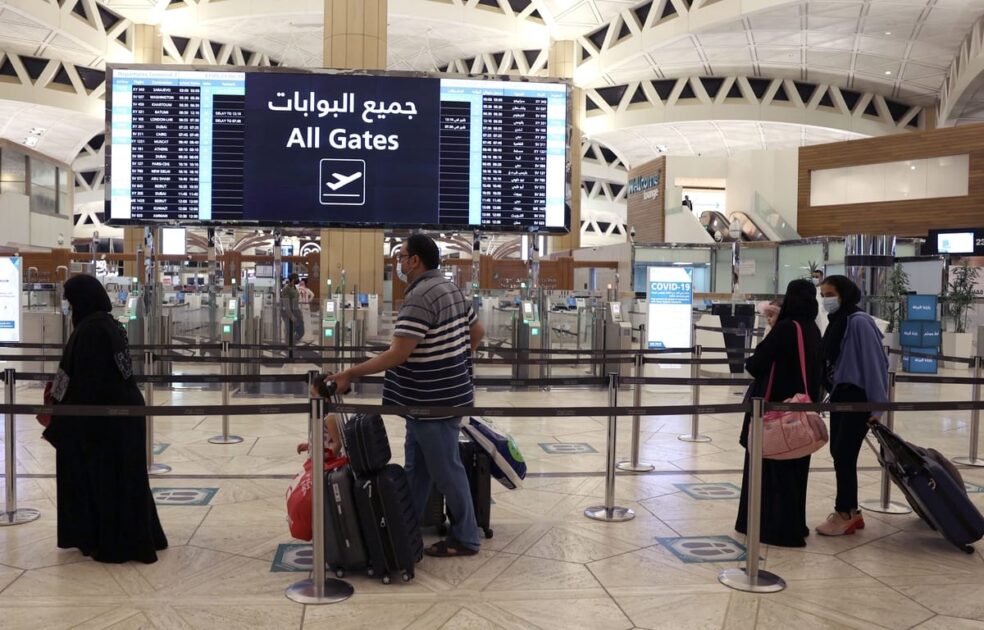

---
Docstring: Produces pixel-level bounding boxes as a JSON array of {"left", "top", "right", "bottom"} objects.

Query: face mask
[
  {"left": 811, "top": 277, "right": 820, "bottom": 286},
  {"left": 61, "top": 299, "right": 71, "bottom": 317},
  {"left": 822, "top": 296, "right": 840, "bottom": 314},
  {"left": 396, "top": 259, "right": 408, "bottom": 283}
]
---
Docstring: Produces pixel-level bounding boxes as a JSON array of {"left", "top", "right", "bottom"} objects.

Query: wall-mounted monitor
[
  {"left": 160, "top": 226, "right": 186, "bottom": 255},
  {"left": 927, "top": 227, "right": 984, "bottom": 255},
  {"left": 106, "top": 66, "right": 570, "bottom": 233}
]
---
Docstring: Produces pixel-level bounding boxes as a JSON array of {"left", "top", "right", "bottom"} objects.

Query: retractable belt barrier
[
  {"left": 694, "top": 325, "right": 765, "bottom": 336},
  {"left": 887, "top": 347, "right": 976, "bottom": 366},
  {"left": 620, "top": 376, "right": 753, "bottom": 387}
]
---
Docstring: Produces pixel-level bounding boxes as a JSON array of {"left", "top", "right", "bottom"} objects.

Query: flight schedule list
[
  {"left": 127, "top": 84, "right": 202, "bottom": 220},
  {"left": 477, "top": 94, "right": 548, "bottom": 229}
]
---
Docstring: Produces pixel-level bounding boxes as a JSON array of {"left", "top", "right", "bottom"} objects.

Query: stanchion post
[
  {"left": 286, "top": 371, "right": 354, "bottom": 604},
  {"left": 1, "top": 369, "right": 40, "bottom": 526},
  {"left": 860, "top": 372, "right": 911, "bottom": 513},
  {"left": 585, "top": 372, "right": 635, "bottom": 522},
  {"left": 719, "top": 397, "right": 785, "bottom": 593},
  {"left": 144, "top": 352, "right": 171, "bottom": 475},
  {"left": 209, "top": 340, "right": 243, "bottom": 445},
  {"left": 680, "top": 345, "right": 711, "bottom": 443},
  {"left": 617, "top": 351, "right": 654, "bottom": 473},
  {"left": 954, "top": 356, "right": 984, "bottom": 467}
]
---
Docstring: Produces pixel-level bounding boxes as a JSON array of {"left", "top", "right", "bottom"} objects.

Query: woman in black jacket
[
  {"left": 735, "top": 279, "right": 823, "bottom": 547},
  {"left": 43, "top": 275, "right": 167, "bottom": 563}
]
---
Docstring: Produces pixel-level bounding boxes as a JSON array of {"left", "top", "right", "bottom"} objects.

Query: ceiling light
[
  {"left": 23, "top": 136, "right": 39, "bottom": 147},
  {"left": 884, "top": 31, "right": 892, "bottom": 35},
  {"left": 655, "top": 144, "right": 668, "bottom": 152},
  {"left": 885, "top": 71, "right": 892, "bottom": 75},
  {"left": 29, "top": 127, "right": 45, "bottom": 136},
  {"left": 910, "top": 165, "right": 916, "bottom": 170}
]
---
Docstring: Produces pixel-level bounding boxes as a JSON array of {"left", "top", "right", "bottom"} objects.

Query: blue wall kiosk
[
  {"left": 646, "top": 266, "right": 693, "bottom": 350},
  {"left": 901, "top": 294, "right": 940, "bottom": 374}
]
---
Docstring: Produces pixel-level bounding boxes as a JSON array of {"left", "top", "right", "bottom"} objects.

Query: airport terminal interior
[{"left": 3, "top": 0, "right": 984, "bottom": 628}]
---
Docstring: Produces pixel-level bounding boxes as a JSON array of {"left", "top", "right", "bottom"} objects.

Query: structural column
[
  {"left": 548, "top": 40, "right": 582, "bottom": 254},
  {"left": 123, "top": 25, "right": 163, "bottom": 279},
  {"left": 319, "top": 0, "right": 386, "bottom": 296}
]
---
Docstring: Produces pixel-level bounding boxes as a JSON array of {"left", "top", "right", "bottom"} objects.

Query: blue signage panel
[
  {"left": 646, "top": 266, "right": 693, "bottom": 350},
  {"left": 906, "top": 295, "right": 938, "bottom": 321}
]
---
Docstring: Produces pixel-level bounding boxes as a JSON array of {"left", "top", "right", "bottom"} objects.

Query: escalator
[
  {"left": 727, "top": 211, "right": 771, "bottom": 242},
  {"left": 699, "top": 211, "right": 740, "bottom": 242}
]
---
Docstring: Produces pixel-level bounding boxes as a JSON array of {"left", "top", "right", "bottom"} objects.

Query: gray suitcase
[{"left": 324, "top": 465, "right": 369, "bottom": 577}]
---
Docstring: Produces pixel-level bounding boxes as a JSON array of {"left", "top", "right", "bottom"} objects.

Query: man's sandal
[{"left": 424, "top": 540, "right": 479, "bottom": 557}]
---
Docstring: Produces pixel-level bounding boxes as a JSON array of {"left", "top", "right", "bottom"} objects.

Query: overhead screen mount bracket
[{"left": 103, "top": 65, "right": 571, "bottom": 235}]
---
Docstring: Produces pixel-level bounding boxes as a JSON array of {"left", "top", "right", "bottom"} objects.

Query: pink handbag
[{"left": 761, "top": 321, "right": 829, "bottom": 460}]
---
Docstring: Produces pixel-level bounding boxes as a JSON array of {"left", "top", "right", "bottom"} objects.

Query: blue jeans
[{"left": 404, "top": 417, "right": 480, "bottom": 550}]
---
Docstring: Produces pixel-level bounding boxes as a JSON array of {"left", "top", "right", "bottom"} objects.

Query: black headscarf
[
  {"left": 63, "top": 274, "right": 113, "bottom": 327},
  {"left": 777, "top": 279, "right": 818, "bottom": 322},
  {"left": 821, "top": 274, "right": 863, "bottom": 368}
]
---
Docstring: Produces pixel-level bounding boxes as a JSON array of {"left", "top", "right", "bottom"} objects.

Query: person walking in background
[
  {"left": 281, "top": 273, "right": 304, "bottom": 343},
  {"left": 682, "top": 194, "right": 694, "bottom": 213},
  {"left": 816, "top": 275, "right": 889, "bottom": 536},
  {"left": 812, "top": 269, "right": 829, "bottom": 335},
  {"left": 41, "top": 274, "right": 167, "bottom": 563},
  {"left": 736, "top": 279, "right": 822, "bottom": 547}
]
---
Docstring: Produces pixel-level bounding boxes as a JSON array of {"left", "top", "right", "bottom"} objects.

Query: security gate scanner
[
  {"left": 594, "top": 301, "right": 632, "bottom": 377},
  {"left": 512, "top": 300, "right": 542, "bottom": 384},
  {"left": 119, "top": 293, "right": 144, "bottom": 374},
  {"left": 221, "top": 298, "right": 240, "bottom": 343}
]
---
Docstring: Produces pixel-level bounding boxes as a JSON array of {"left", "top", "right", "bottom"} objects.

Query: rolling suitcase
[
  {"left": 868, "top": 422, "right": 984, "bottom": 553},
  {"left": 324, "top": 465, "right": 369, "bottom": 577},
  {"left": 352, "top": 463, "right": 424, "bottom": 583},
  {"left": 343, "top": 414, "right": 392, "bottom": 476},
  {"left": 424, "top": 440, "right": 494, "bottom": 540},
  {"left": 321, "top": 381, "right": 423, "bottom": 583}
]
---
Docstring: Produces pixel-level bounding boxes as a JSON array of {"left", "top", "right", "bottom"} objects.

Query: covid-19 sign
[
  {"left": 0, "top": 257, "right": 22, "bottom": 343},
  {"left": 646, "top": 266, "right": 693, "bottom": 350}
]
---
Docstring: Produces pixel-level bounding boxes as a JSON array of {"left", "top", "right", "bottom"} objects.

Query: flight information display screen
[{"left": 107, "top": 67, "right": 570, "bottom": 232}]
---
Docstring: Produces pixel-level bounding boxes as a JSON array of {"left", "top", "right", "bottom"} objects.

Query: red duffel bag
[{"left": 286, "top": 452, "right": 348, "bottom": 541}]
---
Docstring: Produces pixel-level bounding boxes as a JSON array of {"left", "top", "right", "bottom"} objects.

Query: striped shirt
[{"left": 382, "top": 270, "right": 476, "bottom": 420}]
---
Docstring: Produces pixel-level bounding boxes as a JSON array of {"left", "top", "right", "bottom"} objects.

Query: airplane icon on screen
[
  {"left": 319, "top": 158, "right": 366, "bottom": 206},
  {"left": 325, "top": 172, "right": 362, "bottom": 191}
]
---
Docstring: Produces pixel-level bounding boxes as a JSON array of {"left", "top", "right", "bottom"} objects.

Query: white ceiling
[
  {"left": 592, "top": 120, "right": 867, "bottom": 164},
  {"left": 0, "top": 5, "right": 105, "bottom": 69},
  {"left": 2, "top": 0, "right": 984, "bottom": 164},
  {"left": 596, "top": 0, "right": 984, "bottom": 107},
  {"left": 0, "top": 99, "right": 102, "bottom": 164}
]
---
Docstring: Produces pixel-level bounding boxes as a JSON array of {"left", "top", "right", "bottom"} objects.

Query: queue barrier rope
[{"left": 887, "top": 347, "right": 976, "bottom": 366}]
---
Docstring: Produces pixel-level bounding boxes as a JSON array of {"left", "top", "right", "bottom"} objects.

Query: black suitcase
[
  {"left": 323, "top": 465, "right": 369, "bottom": 578},
  {"left": 869, "top": 422, "right": 984, "bottom": 553},
  {"left": 343, "top": 414, "right": 392, "bottom": 476},
  {"left": 424, "top": 440, "right": 494, "bottom": 540},
  {"left": 352, "top": 463, "right": 424, "bottom": 583}
]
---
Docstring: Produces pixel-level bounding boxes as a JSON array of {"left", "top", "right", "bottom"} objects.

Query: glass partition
[
  {"left": 750, "top": 192, "right": 801, "bottom": 241},
  {"left": 633, "top": 245, "right": 713, "bottom": 293},
  {"left": 0, "top": 148, "right": 26, "bottom": 194},
  {"left": 714, "top": 245, "right": 734, "bottom": 293},
  {"left": 30, "top": 158, "right": 57, "bottom": 214},
  {"left": 778, "top": 242, "right": 824, "bottom": 289},
  {"left": 738, "top": 245, "right": 778, "bottom": 294}
]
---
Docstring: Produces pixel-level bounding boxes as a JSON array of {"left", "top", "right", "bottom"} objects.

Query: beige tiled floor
[{"left": 1, "top": 359, "right": 983, "bottom": 629}]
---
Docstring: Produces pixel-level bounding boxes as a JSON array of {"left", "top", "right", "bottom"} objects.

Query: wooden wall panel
[
  {"left": 626, "top": 156, "right": 666, "bottom": 242},
  {"left": 798, "top": 123, "right": 984, "bottom": 237}
]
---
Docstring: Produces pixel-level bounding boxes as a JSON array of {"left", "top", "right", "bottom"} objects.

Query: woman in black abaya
[
  {"left": 735, "top": 279, "right": 823, "bottom": 547},
  {"left": 43, "top": 275, "right": 167, "bottom": 563}
]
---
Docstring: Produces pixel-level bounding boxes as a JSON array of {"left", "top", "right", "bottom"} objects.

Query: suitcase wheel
[
  {"left": 382, "top": 574, "right": 391, "bottom": 585},
  {"left": 963, "top": 545, "right": 975, "bottom": 555},
  {"left": 334, "top": 568, "right": 345, "bottom": 579},
  {"left": 402, "top": 571, "right": 412, "bottom": 583},
  {"left": 484, "top": 528, "right": 493, "bottom": 539}
]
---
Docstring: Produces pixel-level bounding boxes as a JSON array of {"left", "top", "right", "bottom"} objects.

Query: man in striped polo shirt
[{"left": 325, "top": 234, "right": 485, "bottom": 557}]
